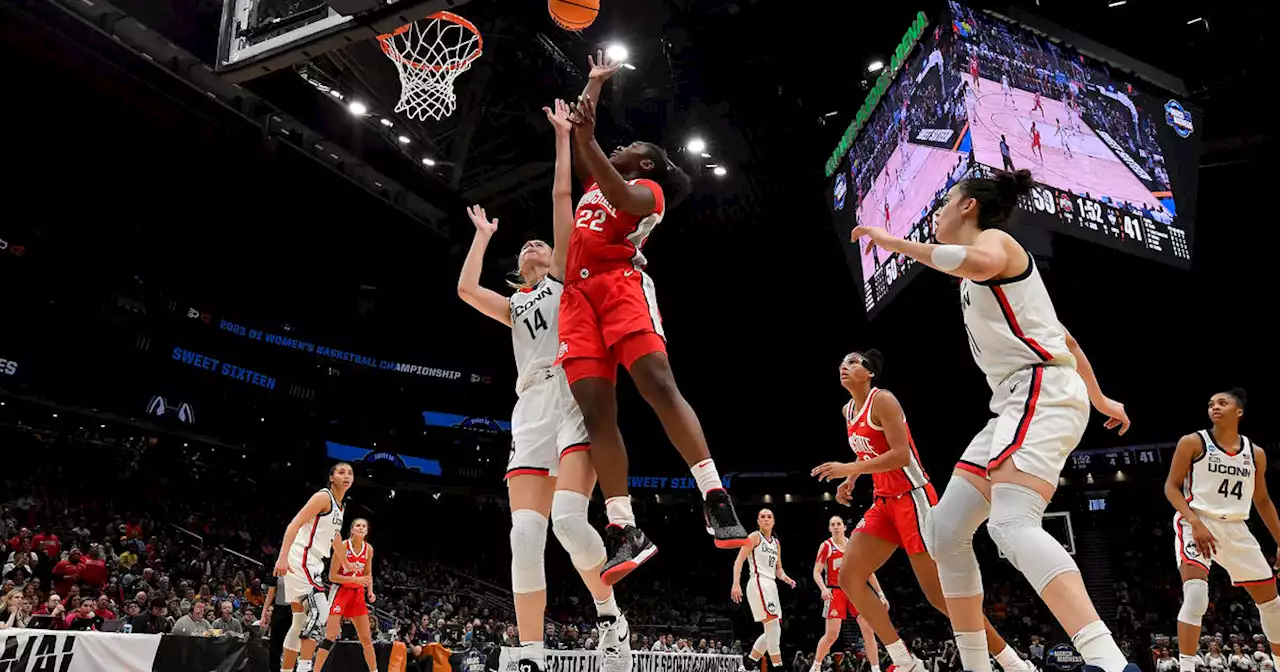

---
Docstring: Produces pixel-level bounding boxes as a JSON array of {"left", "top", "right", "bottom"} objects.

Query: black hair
[
  {"left": 958, "top": 168, "right": 1034, "bottom": 230},
  {"left": 635, "top": 142, "right": 692, "bottom": 209},
  {"left": 853, "top": 348, "right": 884, "bottom": 379},
  {"left": 1222, "top": 387, "right": 1248, "bottom": 410}
]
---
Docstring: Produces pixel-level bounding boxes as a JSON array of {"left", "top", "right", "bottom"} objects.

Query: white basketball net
[{"left": 378, "top": 12, "right": 482, "bottom": 121}]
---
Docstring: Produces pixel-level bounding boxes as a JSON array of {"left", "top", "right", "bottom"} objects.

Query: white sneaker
[
  {"left": 296, "top": 661, "right": 314, "bottom": 672},
  {"left": 598, "top": 612, "right": 632, "bottom": 672}
]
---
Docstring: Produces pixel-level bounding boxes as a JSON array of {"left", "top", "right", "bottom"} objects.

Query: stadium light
[
  {"left": 713, "top": 166, "right": 728, "bottom": 177},
  {"left": 622, "top": 63, "right": 637, "bottom": 71},
  {"left": 398, "top": 135, "right": 411, "bottom": 144},
  {"left": 379, "top": 118, "right": 394, "bottom": 127},
  {"left": 686, "top": 138, "right": 707, "bottom": 153},
  {"left": 348, "top": 101, "right": 368, "bottom": 116},
  {"left": 1186, "top": 17, "right": 1203, "bottom": 24},
  {"left": 867, "top": 60, "right": 884, "bottom": 73},
  {"left": 605, "top": 44, "right": 629, "bottom": 63},
  {"left": 700, "top": 152, "right": 712, "bottom": 158},
  {"left": 422, "top": 157, "right": 437, "bottom": 167},
  {"left": 1107, "top": 0, "right": 1126, "bottom": 6}
]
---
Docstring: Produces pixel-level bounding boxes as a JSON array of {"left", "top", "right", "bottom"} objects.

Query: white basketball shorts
[
  {"left": 506, "top": 366, "right": 589, "bottom": 480},
  {"left": 746, "top": 577, "right": 782, "bottom": 622},
  {"left": 957, "top": 364, "right": 1089, "bottom": 486},
  {"left": 1174, "top": 513, "right": 1274, "bottom": 585}
]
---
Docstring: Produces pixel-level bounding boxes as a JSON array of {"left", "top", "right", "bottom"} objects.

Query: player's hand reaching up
[
  {"left": 588, "top": 50, "right": 622, "bottom": 82},
  {"left": 1095, "top": 396, "right": 1131, "bottom": 435},
  {"left": 569, "top": 94, "right": 597, "bottom": 137},
  {"left": 466, "top": 204, "right": 498, "bottom": 237},
  {"left": 543, "top": 98, "right": 572, "bottom": 135},
  {"left": 850, "top": 225, "right": 897, "bottom": 254}
]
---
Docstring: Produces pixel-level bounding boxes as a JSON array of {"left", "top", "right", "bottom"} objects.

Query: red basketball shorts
[
  {"left": 558, "top": 268, "right": 666, "bottom": 384},
  {"left": 823, "top": 587, "right": 858, "bottom": 620},
  {"left": 854, "top": 484, "right": 938, "bottom": 555},
  {"left": 329, "top": 585, "right": 368, "bottom": 618}
]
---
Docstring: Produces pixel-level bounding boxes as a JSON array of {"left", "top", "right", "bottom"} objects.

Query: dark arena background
[{"left": 0, "top": 0, "right": 1274, "bottom": 671}]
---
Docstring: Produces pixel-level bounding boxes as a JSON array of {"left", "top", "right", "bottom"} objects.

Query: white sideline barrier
[{"left": 499, "top": 648, "right": 746, "bottom": 672}]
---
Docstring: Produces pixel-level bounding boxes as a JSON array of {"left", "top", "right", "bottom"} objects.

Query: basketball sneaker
[
  {"left": 704, "top": 488, "right": 750, "bottom": 548},
  {"left": 597, "top": 613, "right": 632, "bottom": 672},
  {"left": 600, "top": 525, "right": 658, "bottom": 586}
]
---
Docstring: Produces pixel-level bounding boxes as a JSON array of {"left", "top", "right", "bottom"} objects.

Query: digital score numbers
[
  {"left": 1022, "top": 185, "right": 1191, "bottom": 264},
  {"left": 1068, "top": 444, "right": 1168, "bottom": 472}
]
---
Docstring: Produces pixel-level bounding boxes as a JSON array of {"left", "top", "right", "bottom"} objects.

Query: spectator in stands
[
  {"left": 80, "top": 545, "right": 109, "bottom": 591},
  {"left": 52, "top": 546, "right": 84, "bottom": 596},
  {"left": 33, "top": 592, "right": 66, "bottom": 626},
  {"left": 0, "top": 589, "right": 26, "bottom": 629},
  {"left": 130, "top": 598, "right": 171, "bottom": 634},
  {"left": 64, "top": 594, "right": 102, "bottom": 631},
  {"left": 1029, "top": 636, "right": 1045, "bottom": 668},
  {"left": 1157, "top": 648, "right": 1179, "bottom": 672},
  {"left": 211, "top": 600, "right": 243, "bottom": 634},
  {"left": 4, "top": 538, "right": 38, "bottom": 579},
  {"left": 172, "top": 600, "right": 211, "bottom": 636},
  {"left": 95, "top": 595, "right": 117, "bottom": 620},
  {"left": 33, "top": 526, "right": 61, "bottom": 561}
]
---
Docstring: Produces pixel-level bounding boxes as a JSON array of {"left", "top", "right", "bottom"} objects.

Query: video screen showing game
[{"left": 827, "top": 4, "right": 1201, "bottom": 318}]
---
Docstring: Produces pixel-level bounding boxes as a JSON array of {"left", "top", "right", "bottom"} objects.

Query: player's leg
[
  {"left": 839, "top": 515, "right": 918, "bottom": 672},
  {"left": 297, "top": 590, "right": 328, "bottom": 672},
  {"left": 1173, "top": 517, "right": 1211, "bottom": 672},
  {"left": 283, "top": 601, "right": 306, "bottom": 672},
  {"left": 351, "top": 614, "right": 379, "bottom": 672},
  {"left": 856, "top": 615, "right": 881, "bottom": 672},
  {"left": 745, "top": 580, "right": 771, "bottom": 669},
  {"left": 1219, "top": 524, "right": 1280, "bottom": 667},
  {"left": 508, "top": 472, "right": 555, "bottom": 668},
  {"left": 310, "top": 611, "right": 343, "bottom": 672},
  {"left": 986, "top": 367, "right": 1129, "bottom": 672},
  {"left": 812, "top": 611, "right": 843, "bottom": 672}
]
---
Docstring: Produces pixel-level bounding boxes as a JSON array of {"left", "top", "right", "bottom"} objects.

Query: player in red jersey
[
  {"left": 812, "top": 350, "right": 1033, "bottom": 672},
  {"left": 564, "top": 52, "right": 749, "bottom": 583},
  {"left": 1029, "top": 122, "right": 1044, "bottom": 161},
  {"left": 969, "top": 56, "right": 980, "bottom": 90},
  {"left": 312, "top": 519, "right": 375, "bottom": 672},
  {"left": 810, "top": 516, "right": 885, "bottom": 672},
  {"left": 1030, "top": 91, "right": 1045, "bottom": 117}
]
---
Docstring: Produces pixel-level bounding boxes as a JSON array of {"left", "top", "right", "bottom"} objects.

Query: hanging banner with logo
[
  {"left": 0, "top": 629, "right": 161, "bottom": 672},
  {"left": 498, "top": 648, "right": 745, "bottom": 672}
]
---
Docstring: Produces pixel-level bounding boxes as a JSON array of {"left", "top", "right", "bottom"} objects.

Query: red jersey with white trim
[
  {"left": 844, "top": 388, "right": 929, "bottom": 498},
  {"left": 958, "top": 252, "right": 1076, "bottom": 389},
  {"left": 815, "top": 538, "right": 845, "bottom": 587},
  {"left": 339, "top": 540, "right": 369, "bottom": 579},
  {"left": 567, "top": 179, "right": 666, "bottom": 281}
]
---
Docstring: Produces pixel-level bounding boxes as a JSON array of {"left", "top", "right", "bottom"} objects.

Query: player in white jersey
[
  {"left": 456, "top": 98, "right": 628, "bottom": 672},
  {"left": 1165, "top": 388, "right": 1280, "bottom": 672},
  {"left": 274, "top": 462, "right": 351, "bottom": 672},
  {"left": 1001, "top": 72, "right": 1015, "bottom": 108},
  {"left": 851, "top": 168, "right": 1134, "bottom": 672},
  {"left": 731, "top": 510, "right": 796, "bottom": 670}
]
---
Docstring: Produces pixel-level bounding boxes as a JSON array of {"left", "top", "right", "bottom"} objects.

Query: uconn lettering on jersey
[
  {"left": 1206, "top": 461, "right": 1251, "bottom": 478},
  {"left": 512, "top": 285, "right": 554, "bottom": 320}
]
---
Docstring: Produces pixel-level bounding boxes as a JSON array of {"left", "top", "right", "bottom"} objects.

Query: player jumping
[
  {"left": 565, "top": 53, "right": 749, "bottom": 583},
  {"left": 812, "top": 515, "right": 886, "bottom": 672},
  {"left": 1165, "top": 388, "right": 1280, "bottom": 672},
  {"left": 849, "top": 169, "right": 1135, "bottom": 672},
  {"left": 731, "top": 509, "right": 796, "bottom": 671},
  {"left": 812, "top": 350, "right": 1033, "bottom": 672}
]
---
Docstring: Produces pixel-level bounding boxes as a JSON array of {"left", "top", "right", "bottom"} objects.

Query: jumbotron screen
[{"left": 825, "top": 3, "right": 1202, "bottom": 317}]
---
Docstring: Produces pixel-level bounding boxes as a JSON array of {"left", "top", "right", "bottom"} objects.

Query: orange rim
[{"left": 377, "top": 11, "right": 483, "bottom": 73}]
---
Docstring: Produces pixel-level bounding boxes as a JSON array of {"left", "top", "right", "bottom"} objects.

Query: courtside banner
[
  {"left": 499, "top": 648, "right": 745, "bottom": 672},
  {"left": 0, "top": 629, "right": 161, "bottom": 672}
]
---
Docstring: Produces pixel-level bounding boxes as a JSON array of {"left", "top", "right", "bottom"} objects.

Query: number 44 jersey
[
  {"left": 509, "top": 275, "right": 564, "bottom": 392},
  {"left": 1185, "top": 429, "right": 1257, "bottom": 521}
]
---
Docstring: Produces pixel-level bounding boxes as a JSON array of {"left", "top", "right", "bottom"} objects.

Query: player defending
[
  {"left": 456, "top": 98, "right": 630, "bottom": 672},
  {"left": 812, "top": 350, "right": 1031, "bottom": 672},
  {"left": 1029, "top": 122, "right": 1044, "bottom": 162},
  {"left": 1054, "top": 119, "right": 1073, "bottom": 159},
  {"left": 564, "top": 52, "right": 748, "bottom": 581},
  {"left": 812, "top": 516, "right": 886, "bottom": 672},
  {"left": 1165, "top": 389, "right": 1280, "bottom": 672},
  {"left": 731, "top": 510, "right": 796, "bottom": 671},
  {"left": 274, "top": 463, "right": 351, "bottom": 672},
  {"left": 850, "top": 169, "right": 1135, "bottom": 672},
  {"left": 1001, "top": 71, "right": 1015, "bottom": 109},
  {"left": 312, "top": 519, "right": 376, "bottom": 672}
]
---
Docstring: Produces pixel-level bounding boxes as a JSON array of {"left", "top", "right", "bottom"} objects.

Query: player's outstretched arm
[
  {"left": 543, "top": 99, "right": 574, "bottom": 280},
  {"left": 573, "top": 51, "right": 621, "bottom": 185},
  {"left": 850, "top": 226, "right": 1013, "bottom": 282},
  {"left": 457, "top": 205, "right": 513, "bottom": 327},
  {"left": 1165, "top": 434, "right": 1215, "bottom": 555},
  {"left": 1249, "top": 448, "right": 1280, "bottom": 554},
  {"left": 570, "top": 95, "right": 657, "bottom": 216},
  {"left": 1063, "top": 327, "right": 1130, "bottom": 434},
  {"left": 274, "top": 491, "right": 330, "bottom": 575}
]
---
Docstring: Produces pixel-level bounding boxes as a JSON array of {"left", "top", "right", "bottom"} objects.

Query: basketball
[{"left": 549, "top": 0, "right": 598, "bottom": 31}]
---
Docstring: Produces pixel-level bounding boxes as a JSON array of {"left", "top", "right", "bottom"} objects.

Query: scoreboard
[{"left": 1066, "top": 443, "right": 1170, "bottom": 473}]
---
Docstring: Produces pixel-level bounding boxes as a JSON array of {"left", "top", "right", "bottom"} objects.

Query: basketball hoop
[{"left": 377, "top": 11, "right": 482, "bottom": 121}]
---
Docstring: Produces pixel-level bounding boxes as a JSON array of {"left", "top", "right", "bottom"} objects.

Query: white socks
[
  {"left": 692, "top": 459, "right": 723, "bottom": 498},
  {"left": 519, "top": 641, "right": 546, "bottom": 666},
  {"left": 605, "top": 496, "right": 636, "bottom": 527},
  {"left": 594, "top": 593, "right": 619, "bottom": 618},
  {"left": 1179, "top": 655, "right": 1198, "bottom": 672},
  {"left": 886, "top": 640, "right": 913, "bottom": 669},
  {"left": 995, "top": 645, "right": 1025, "bottom": 671},
  {"left": 1071, "top": 621, "right": 1128, "bottom": 672},
  {"left": 956, "top": 631, "right": 991, "bottom": 672}
]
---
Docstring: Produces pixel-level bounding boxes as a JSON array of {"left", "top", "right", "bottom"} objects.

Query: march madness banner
[
  {"left": 498, "top": 648, "right": 746, "bottom": 672},
  {"left": 0, "top": 629, "right": 160, "bottom": 672}
]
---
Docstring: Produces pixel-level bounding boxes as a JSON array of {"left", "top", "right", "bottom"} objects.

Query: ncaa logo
[
  {"left": 1165, "top": 100, "right": 1193, "bottom": 138},
  {"left": 834, "top": 174, "right": 848, "bottom": 210}
]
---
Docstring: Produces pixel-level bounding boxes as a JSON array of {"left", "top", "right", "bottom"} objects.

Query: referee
[{"left": 262, "top": 571, "right": 295, "bottom": 672}]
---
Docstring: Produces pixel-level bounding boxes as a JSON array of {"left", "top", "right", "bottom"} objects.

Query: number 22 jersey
[{"left": 1184, "top": 429, "right": 1257, "bottom": 521}]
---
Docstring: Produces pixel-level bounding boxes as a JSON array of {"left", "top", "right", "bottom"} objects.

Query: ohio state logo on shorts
[
  {"left": 557, "top": 341, "right": 569, "bottom": 359},
  {"left": 333, "top": 604, "right": 342, "bottom": 613}
]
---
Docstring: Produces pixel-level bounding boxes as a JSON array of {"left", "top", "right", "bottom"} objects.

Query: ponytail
[{"left": 959, "top": 169, "right": 1034, "bottom": 230}]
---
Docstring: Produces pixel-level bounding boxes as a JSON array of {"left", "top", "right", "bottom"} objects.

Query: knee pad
[
  {"left": 1256, "top": 596, "right": 1280, "bottom": 643},
  {"left": 986, "top": 483, "right": 1078, "bottom": 594},
  {"left": 1178, "top": 579, "right": 1209, "bottom": 626},
  {"left": 927, "top": 477, "right": 990, "bottom": 598},
  {"left": 510, "top": 509, "right": 549, "bottom": 594},
  {"left": 318, "top": 638, "right": 337, "bottom": 652},
  {"left": 551, "top": 490, "right": 607, "bottom": 570},
  {"left": 284, "top": 610, "right": 307, "bottom": 651},
  {"left": 764, "top": 619, "right": 782, "bottom": 655},
  {"left": 751, "top": 633, "right": 767, "bottom": 656}
]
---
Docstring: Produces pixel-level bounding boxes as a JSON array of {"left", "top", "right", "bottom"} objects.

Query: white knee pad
[
  {"left": 551, "top": 490, "right": 607, "bottom": 570},
  {"left": 284, "top": 610, "right": 307, "bottom": 651},
  {"left": 1257, "top": 597, "right": 1280, "bottom": 643},
  {"left": 1178, "top": 579, "right": 1209, "bottom": 626},
  {"left": 764, "top": 619, "right": 782, "bottom": 656},
  {"left": 927, "top": 476, "right": 990, "bottom": 598},
  {"left": 986, "top": 483, "right": 1078, "bottom": 594},
  {"left": 751, "top": 633, "right": 767, "bottom": 657},
  {"left": 511, "top": 509, "right": 549, "bottom": 594}
]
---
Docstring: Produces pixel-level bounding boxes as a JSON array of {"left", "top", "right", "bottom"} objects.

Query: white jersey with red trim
[
  {"left": 1185, "top": 430, "right": 1257, "bottom": 522},
  {"left": 288, "top": 489, "right": 345, "bottom": 578},
  {"left": 509, "top": 275, "right": 564, "bottom": 394},
  {"left": 959, "top": 252, "right": 1076, "bottom": 390},
  {"left": 749, "top": 534, "right": 779, "bottom": 583}
]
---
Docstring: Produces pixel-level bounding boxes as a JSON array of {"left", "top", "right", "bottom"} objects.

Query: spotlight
[
  {"left": 867, "top": 60, "right": 884, "bottom": 73},
  {"left": 398, "top": 135, "right": 411, "bottom": 144},
  {"left": 348, "top": 101, "right": 368, "bottom": 116},
  {"left": 379, "top": 118, "right": 394, "bottom": 127},
  {"left": 700, "top": 152, "right": 712, "bottom": 158},
  {"left": 604, "top": 44, "right": 629, "bottom": 62},
  {"left": 1107, "top": 0, "right": 1126, "bottom": 6},
  {"left": 686, "top": 138, "right": 707, "bottom": 153},
  {"left": 713, "top": 166, "right": 728, "bottom": 177},
  {"left": 422, "top": 157, "right": 436, "bottom": 166}
]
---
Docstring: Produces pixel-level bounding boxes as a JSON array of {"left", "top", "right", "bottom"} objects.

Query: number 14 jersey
[
  {"left": 510, "top": 275, "right": 563, "bottom": 394},
  {"left": 1185, "top": 429, "right": 1257, "bottom": 521}
]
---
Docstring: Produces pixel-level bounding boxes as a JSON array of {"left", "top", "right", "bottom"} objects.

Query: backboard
[{"left": 215, "top": 0, "right": 475, "bottom": 83}]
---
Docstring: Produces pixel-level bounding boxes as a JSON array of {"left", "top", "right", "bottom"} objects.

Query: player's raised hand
[
  {"left": 569, "top": 94, "right": 597, "bottom": 137},
  {"left": 1095, "top": 396, "right": 1131, "bottom": 436},
  {"left": 850, "top": 225, "right": 894, "bottom": 253},
  {"left": 543, "top": 98, "right": 572, "bottom": 135},
  {"left": 588, "top": 50, "right": 622, "bottom": 82},
  {"left": 466, "top": 204, "right": 498, "bottom": 236}
]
